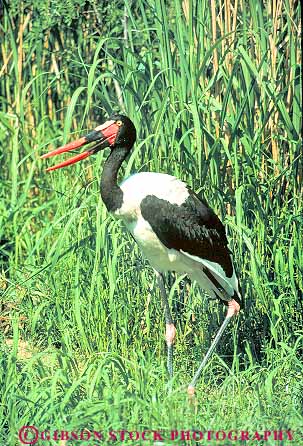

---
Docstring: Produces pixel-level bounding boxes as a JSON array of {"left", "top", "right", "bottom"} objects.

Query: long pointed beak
[
  {"left": 41, "top": 136, "right": 93, "bottom": 171},
  {"left": 41, "top": 120, "right": 118, "bottom": 172}
]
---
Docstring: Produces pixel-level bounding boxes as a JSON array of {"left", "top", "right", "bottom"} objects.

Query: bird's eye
[{"left": 116, "top": 120, "right": 122, "bottom": 127}]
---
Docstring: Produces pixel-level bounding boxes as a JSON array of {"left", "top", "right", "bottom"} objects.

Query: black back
[{"left": 140, "top": 188, "right": 234, "bottom": 278}]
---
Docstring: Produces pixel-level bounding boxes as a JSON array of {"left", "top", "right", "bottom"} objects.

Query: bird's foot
[
  {"left": 187, "top": 385, "right": 198, "bottom": 408},
  {"left": 187, "top": 384, "right": 195, "bottom": 397}
]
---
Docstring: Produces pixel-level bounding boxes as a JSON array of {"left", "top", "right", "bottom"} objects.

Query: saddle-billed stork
[{"left": 42, "top": 114, "right": 241, "bottom": 396}]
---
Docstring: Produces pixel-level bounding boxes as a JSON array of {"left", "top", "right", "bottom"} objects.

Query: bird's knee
[
  {"left": 165, "top": 323, "right": 176, "bottom": 346},
  {"left": 226, "top": 299, "right": 240, "bottom": 318}
]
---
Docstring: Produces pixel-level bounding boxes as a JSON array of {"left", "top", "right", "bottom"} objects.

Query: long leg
[
  {"left": 155, "top": 270, "right": 176, "bottom": 378},
  {"left": 188, "top": 299, "right": 240, "bottom": 397}
]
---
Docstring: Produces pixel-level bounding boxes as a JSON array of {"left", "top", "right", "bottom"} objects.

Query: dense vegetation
[{"left": 0, "top": 0, "right": 302, "bottom": 444}]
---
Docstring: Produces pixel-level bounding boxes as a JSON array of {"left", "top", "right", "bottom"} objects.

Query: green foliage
[
  {"left": 0, "top": 0, "right": 302, "bottom": 444},
  {"left": 8, "top": 0, "right": 89, "bottom": 30}
]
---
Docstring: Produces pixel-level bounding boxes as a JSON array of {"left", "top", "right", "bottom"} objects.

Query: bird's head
[{"left": 41, "top": 114, "right": 136, "bottom": 171}]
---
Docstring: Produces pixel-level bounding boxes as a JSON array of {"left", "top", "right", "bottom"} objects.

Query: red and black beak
[{"left": 41, "top": 120, "right": 120, "bottom": 171}]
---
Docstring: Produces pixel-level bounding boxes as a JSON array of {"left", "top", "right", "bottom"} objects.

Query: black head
[{"left": 107, "top": 114, "right": 137, "bottom": 150}]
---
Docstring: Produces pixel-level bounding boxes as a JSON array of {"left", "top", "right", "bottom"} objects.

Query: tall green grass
[{"left": 0, "top": 0, "right": 302, "bottom": 445}]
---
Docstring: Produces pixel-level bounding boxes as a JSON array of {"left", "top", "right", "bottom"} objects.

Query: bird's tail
[
  {"left": 181, "top": 250, "right": 241, "bottom": 306},
  {"left": 191, "top": 263, "right": 241, "bottom": 306}
]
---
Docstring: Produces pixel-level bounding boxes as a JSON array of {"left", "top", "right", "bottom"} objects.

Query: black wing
[{"left": 140, "top": 188, "right": 234, "bottom": 278}]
